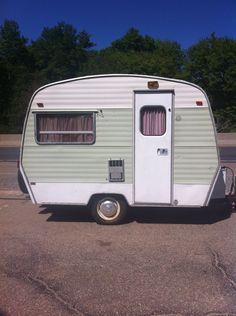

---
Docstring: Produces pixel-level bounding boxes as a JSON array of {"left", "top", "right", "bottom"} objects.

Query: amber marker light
[{"left": 148, "top": 81, "right": 159, "bottom": 89}]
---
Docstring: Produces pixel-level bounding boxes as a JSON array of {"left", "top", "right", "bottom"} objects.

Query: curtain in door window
[{"left": 141, "top": 106, "right": 166, "bottom": 136}]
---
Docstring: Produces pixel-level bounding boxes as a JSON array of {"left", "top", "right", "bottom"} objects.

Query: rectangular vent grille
[{"left": 108, "top": 159, "right": 125, "bottom": 182}]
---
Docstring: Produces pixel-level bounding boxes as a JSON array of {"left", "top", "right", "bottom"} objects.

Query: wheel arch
[{"left": 88, "top": 193, "right": 129, "bottom": 208}]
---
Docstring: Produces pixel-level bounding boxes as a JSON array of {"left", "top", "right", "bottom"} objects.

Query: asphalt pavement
[
  {"left": 0, "top": 147, "right": 19, "bottom": 161},
  {"left": 220, "top": 147, "right": 236, "bottom": 162},
  {"left": 0, "top": 198, "right": 236, "bottom": 315}
]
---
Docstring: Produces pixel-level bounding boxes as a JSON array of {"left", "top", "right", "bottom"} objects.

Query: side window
[
  {"left": 36, "top": 112, "right": 95, "bottom": 144},
  {"left": 140, "top": 106, "right": 166, "bottom": 136}
]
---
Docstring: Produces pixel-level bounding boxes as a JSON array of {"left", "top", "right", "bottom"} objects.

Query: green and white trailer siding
[{"left": 20, "top": 74, "right": 222, "bottom": 207}]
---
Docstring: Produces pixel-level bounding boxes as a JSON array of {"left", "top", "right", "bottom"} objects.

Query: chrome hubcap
[{"left": 98, "top": 199, "right": 119, "bottom": 219}]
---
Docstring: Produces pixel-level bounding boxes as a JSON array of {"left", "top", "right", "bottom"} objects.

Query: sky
[{"left": 1, "top": 0, "right": 236, "bottom": 49}]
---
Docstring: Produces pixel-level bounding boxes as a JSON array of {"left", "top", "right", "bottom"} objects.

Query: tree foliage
[
  {"left": 83, "top": 29, "right": 184, "bottom": 78},
  {"left": 110, "top": 28, "right": 156, "bottom": 52},
  {"left": 184, "top": 34, "right": 236, "bottom": 131},
  {"left": 0, "top": 20, "right": 34, "bottom": 132},
  {"left": 31, "top": 22, "right": 94, "bottom": 82},
  {"left": 0, "top": 21, "right": 235, "bottom": 133}
]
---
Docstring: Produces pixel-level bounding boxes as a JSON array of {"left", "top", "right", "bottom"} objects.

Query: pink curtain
[
  {"left": 141, "top": 107, "right": 166, "bottom": 136},
  {"left": 37, "top": 114, "right": 94, "bottom": 143}
]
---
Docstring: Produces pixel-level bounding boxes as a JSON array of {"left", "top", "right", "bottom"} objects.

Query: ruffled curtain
[{"left": 141, "top": 107, "right": 166, "bottom": 136}]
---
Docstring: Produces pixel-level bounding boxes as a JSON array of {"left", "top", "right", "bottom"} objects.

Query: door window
[{"left": 140, "top": 106, "right": 166, "bottom": 136}]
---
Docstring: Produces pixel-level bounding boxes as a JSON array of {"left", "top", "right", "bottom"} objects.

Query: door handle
[{"left": 157, "top": 148, "right": 168, "bottom": 156}]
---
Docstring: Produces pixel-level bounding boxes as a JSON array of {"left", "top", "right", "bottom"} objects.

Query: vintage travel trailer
[{"left": 19, "top": 74, "right": 226, "bottom": 224}]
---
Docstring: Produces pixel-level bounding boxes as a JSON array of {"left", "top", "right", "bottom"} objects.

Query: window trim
[
  {"left": 140, "top": 105, "right": 166, "bottom": 136},
  {"left": 34, "top": 111, "right": 96, "bottom": 145}
]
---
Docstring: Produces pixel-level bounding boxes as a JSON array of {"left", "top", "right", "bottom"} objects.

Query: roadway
[{"left": 0, "top": 147, "right": 20, "bottom": 161}]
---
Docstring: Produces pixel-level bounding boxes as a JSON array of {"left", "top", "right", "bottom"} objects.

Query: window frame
[
  {"left": 140, "top": 105, "right": 166, "bottom": 136},
  {"left": 34, "top": 111, "right": 96, "bottom": 145}
]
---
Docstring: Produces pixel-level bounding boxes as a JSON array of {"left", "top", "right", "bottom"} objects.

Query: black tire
[
  {"left": 17, "top": 169, "right": 28, "bottom": 194},
  {"left": 91, "top": 196, "right": 127, "bottom": 225}
]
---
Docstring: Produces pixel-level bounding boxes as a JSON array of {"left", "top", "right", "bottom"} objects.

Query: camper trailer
[{"left": 18, "top": 74, "right": 226, "bottom": 224}]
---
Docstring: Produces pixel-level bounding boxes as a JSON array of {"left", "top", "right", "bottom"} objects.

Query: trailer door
[{"left": 134, "top": 92, "right": 173, "bottom": 204}]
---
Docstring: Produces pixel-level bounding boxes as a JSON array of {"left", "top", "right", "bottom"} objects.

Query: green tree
[
  {"left": 82, "top": 50, "right": 156, "bottom": 75},
  {"left": 150, "top": 40, "right": 184, "bottom": 77},
  {"left": 31, "top": 22, "right": 94, "bottom": 82},
  {"left": 185, "top": 34, "right": 236, "bottom": 131},
  {"left": 83, "top": 28, "right": 184, "bottom": 78},
  {"left": 111, "top": 28, "right": 156, "bottom": 52},
  {"left": 0, "top": 20, "right": 34, "bottom": 132}
]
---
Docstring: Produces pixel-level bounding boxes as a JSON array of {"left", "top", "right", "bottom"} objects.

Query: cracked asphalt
[{"left": 0, "top": 162, "right": 236, "bottom": 315}]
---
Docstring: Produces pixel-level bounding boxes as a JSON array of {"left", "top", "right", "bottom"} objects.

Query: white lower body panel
[
  {"left": 174, "top": 184, "right": 210, "bottom": 206},
  {"left": 30, "top": 182, "right": 133, "bottom": 205},
  {"left": 30, "top": 182, "right": 220, "bottom": 207}
]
